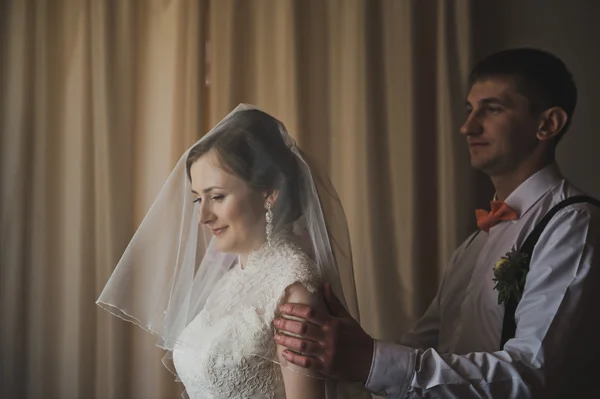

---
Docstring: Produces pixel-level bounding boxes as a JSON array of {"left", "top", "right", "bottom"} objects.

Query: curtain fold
[
  {"left": 208, "top": 0, "right": 473, "bottom": 340},
  {"left": 1, "top": 1, "right": 473, "bottom": 397},
  {"left": 1, "top": 1, "right": 207, "bottom": 397}
]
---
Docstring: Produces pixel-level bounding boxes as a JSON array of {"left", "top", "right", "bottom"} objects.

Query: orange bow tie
[{"left": 476, "top": 201, "right": 518, "bottom": 233}]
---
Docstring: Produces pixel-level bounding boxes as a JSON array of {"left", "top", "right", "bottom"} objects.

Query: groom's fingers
[
  {"left": 274, "top": 317, "right": 324, "bottom": 341},
  {"left": 274, "top": 333, "right": 322, "bottom": 355},
  {"left": 279, "top": 303, "right": 329, "bottom": 327},
  {"left": 280, "top": 349, "right": 323, "bottom": 371}
]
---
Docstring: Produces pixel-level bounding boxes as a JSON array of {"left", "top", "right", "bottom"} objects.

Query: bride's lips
[{"left": 211, "top": 226, "right": 228, "bottom": 236}]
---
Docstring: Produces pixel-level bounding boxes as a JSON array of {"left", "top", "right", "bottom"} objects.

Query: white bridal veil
[{"left": 96, "top": 104, "right": 368, "bottom": 398}]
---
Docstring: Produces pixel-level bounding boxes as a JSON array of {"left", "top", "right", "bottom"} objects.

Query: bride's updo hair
[{"left": 185, "top": 109, "right": 302, "bottom": 225}]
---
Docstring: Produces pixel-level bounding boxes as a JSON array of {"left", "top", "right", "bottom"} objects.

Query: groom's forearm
[
  {"left": 365, "top": 340, "right": 416, "bottom": 398},
  {"left": 365, "top": 339, "right": 536, "bottom": 399}
]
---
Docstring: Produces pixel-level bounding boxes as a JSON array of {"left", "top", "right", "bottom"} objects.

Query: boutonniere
[{"left": 492, "top": 248, "right": 530, "bottom": 305}]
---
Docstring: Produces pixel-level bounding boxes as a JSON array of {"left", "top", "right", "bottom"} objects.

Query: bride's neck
[
  {"left": 238, "top": 239, "right": 268, "bottom": 270},
  {"left": 237, "top": 228, "right": 293, "bottom": 269},
  {"left": 239, "top": 254, "right": 248, "bottom": 270}
]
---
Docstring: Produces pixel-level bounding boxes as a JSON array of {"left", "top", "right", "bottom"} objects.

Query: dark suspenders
[{"left": 499, "top": 195, "right": 600, "bottom": 349}]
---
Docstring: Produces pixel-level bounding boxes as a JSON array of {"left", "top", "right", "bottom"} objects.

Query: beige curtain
[
  {"left": 1, "top": 0, "right": 477, "bottom": 398},
  {"left": 208, "top": 0, "right": 475, "bottom": 341},
  {"left": 1, "top": 0, "right": 206, "bottom": 397}
]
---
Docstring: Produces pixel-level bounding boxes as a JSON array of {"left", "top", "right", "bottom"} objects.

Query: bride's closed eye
[{"left": 193, "top": 195, "right": 225, "bottom": 204}]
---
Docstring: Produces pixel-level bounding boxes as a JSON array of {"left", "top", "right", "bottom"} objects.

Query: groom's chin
[{"left": 469, "top": 156, "right": 496, "bottom": 175}]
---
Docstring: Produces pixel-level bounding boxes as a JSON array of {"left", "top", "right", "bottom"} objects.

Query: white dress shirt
[{"left": 365, "top": 163, "right": 600, "bottom": 398}]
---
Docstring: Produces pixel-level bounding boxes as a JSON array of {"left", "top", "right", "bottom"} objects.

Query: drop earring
[{"left": 266, "top": 202, "right": 273, "bottom": 246}]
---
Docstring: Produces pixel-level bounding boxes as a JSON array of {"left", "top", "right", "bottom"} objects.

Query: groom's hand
[{"left": 273, "top": 283, "right": 374, "bottom": 384}]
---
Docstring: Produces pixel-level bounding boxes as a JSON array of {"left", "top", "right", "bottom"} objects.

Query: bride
[{"left": 97, "top": 104, "right": 370, "bottom": 398}]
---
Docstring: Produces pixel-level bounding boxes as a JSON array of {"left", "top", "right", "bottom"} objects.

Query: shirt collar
[{"left": 498, "top": 163, "right": 564, "bottom": 218}]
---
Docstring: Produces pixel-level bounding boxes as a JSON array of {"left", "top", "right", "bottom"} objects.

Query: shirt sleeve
[
  {"left": 399, "top": 231, "right": 479, "bottom": 350},
  {"left": 398, "top": 294, "right": 440, "bottom": 350},
  {"left": 365, "top": 206, "right": 600, "bottom": 398}
]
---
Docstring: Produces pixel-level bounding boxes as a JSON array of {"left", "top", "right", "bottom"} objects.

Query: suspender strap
[{"left": 500, "top": 195, "right": 600, "bottom": 349}]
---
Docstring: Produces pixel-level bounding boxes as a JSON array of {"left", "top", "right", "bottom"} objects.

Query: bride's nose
[{"left": 198, "top": 203, "right": 215, "bottom": 225}]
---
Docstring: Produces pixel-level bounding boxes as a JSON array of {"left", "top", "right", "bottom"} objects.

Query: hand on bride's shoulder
[
  {"left": 276, "top": 281, "right": 327, "bottom": 360},
  {"left": 282, "top": 282, "right": 326, "bottom": 321},
  {"left": 276, "top": 282, "right": 327, "bottom": 399}
]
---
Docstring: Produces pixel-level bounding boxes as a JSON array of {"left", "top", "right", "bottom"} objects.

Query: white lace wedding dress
[{"left": 172, "top": 232, "right": 321, "bottom": 399}]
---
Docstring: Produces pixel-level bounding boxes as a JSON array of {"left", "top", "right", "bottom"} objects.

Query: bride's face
[{"left": 189, "top": 150, "right": 268, "bottom": 256}]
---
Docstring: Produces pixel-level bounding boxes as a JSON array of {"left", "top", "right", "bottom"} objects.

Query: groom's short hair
[{"left": 469, "top": 48, "right": 577, "bottom": 142}]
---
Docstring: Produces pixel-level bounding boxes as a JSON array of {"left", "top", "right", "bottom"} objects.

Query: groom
[{"left": 274, "top": 48, "right": 600, "bottom": 398}]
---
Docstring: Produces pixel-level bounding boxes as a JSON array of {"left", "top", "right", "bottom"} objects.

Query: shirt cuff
[{"left": 365, "top": 339, "right": 417, "bottom": 398}]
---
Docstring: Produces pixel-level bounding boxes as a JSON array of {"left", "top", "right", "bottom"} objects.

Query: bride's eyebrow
[{"left": 191, "top": 186, "right": 225, "bottom": 195}]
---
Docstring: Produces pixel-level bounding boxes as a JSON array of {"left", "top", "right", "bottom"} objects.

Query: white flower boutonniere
[{"left": 492, "top": 248, "right": 530, "bottom": 305}]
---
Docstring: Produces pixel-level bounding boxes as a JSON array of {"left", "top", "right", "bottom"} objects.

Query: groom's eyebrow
[
  {"left": 465, "top": 97, "right": 511, "bottom": 108},
  {"left": 480, "top": 97, "right": 507, "bottom": 105}
]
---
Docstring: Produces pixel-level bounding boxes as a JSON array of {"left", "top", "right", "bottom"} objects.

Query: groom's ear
[{"left": 536, "top": 106, "right": 568, "bottom": 142}]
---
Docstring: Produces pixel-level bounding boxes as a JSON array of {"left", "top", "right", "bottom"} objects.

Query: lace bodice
[{"left": 172, "top": 233, "right": 321, "bottom": 399}]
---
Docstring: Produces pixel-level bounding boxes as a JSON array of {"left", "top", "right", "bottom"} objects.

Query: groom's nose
[{"left": 460, "top": 113, "right": 483, "bottom": 136}]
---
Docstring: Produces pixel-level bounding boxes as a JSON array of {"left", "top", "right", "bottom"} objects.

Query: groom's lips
[{"left": 468, "top": 140, "right": 489, "bottom": 148}]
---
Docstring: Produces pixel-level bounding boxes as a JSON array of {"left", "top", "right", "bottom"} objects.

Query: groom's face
[{"left": 460, "top": 78, "right": 540, "bottom": 176}]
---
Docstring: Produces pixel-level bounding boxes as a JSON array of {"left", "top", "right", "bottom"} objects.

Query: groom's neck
[{"left": 490, "top": 155, "right": 554, "bottom": 201}]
